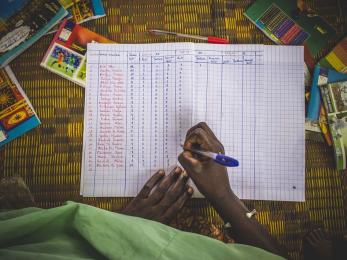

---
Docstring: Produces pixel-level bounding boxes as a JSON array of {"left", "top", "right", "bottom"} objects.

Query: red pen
[{"left": 148, "top": 29, "right": 229, "bottom": 44}]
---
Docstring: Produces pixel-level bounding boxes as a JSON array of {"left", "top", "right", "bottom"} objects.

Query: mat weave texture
[{"left": 1, "top": 0, "right": 347, "bottom": 259}]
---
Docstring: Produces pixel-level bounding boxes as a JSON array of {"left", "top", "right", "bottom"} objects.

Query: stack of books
[{"left": 0, "top": 0, "right": 107, "bottom": 147}]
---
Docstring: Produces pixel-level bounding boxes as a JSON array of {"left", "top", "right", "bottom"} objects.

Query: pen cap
[{"left": 207, "top": 36, "right": 229, "bottom": 44}]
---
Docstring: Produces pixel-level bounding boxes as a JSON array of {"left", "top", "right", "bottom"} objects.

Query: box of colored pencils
[
  {"left": 244, "top": 0, "right": 335, "bottom": 69},
  {"left": 320, "top": 36, "right": 347, "bottom": 73}
]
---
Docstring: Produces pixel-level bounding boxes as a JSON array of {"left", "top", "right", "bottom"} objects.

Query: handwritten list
[
  {"left": 81, "top": 43, "right": 305, "bottom": 201},
  {"left": 82, "top": 44, "right": 193, "bottom": 196}
]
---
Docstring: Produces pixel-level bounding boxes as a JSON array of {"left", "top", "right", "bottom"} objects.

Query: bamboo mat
[{"left": 1, "top": 0, "right": 347, "bottom": 259}]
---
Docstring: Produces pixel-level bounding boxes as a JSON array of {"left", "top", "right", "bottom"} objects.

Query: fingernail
[
  {"left": 158, "top": 170, "right": 165, "bottom": 176},
  {"left": 181, "top": 171, "right": 188, "bottom": 178},
  {"left": 175, "top": 167, "right": 182, "bottom": 174}
]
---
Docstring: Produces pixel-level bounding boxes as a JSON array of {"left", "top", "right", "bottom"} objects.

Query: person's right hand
[{"left": 178, "top": 122, "right": 232, "bottom": 203}]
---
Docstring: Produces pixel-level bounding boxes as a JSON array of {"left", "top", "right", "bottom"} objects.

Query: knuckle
[
  {"left": 165, "top": 191, "right": 177, "bottom": 202},
  {"left": 193, "top": 127, "right": 204, "bottom": 135},
  {"left": 197, "top": 122, "right": 207, "bottom": 128},
  {"left": 156, "top": 185, "right": 168, "bottom": 194},
  {"left": 143, "top": 184, "right": 152, "bottom": 191}
]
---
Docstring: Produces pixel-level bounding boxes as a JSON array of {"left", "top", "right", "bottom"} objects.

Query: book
[
  {"left": 244, "top": 0, "right": 335, "bottom": 70},
  {"left": 0, "top": 66, "right": 40, "bottom": 147},
  {"left": 41, "top": 19, "right": 113, "bottom": 87},
  {"left": 0, "top": 0, "right": 67, "bottom": 67},
  {"left": 319, "top": 36, "right": 347, "bottom": 73},
  {"left": 320, "top": 81, "right": 347, "bottom": 170},
  {"left": 305, "top": 89, "right": 333, "bottom": 145},
  {"left": 307, "top": 65, "right": 347, "bottom": 120},
  {"left": 48, "top": 0, "right": 105, "bottom": 34}
]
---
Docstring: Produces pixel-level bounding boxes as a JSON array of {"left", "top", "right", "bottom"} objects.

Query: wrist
[
  {"left": 209, "top": 191, "right": 250, "bottom": 221},
  {"left": 208, "top": 189, "right": 236, "bottom": 208}
]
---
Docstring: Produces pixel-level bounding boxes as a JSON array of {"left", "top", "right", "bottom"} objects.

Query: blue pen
[{"left": 180, "top": 144, "right": 239, "bottom": 167}]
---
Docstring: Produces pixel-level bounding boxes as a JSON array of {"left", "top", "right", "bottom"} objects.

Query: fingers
[
  {"left": 185, "top": 128, "right": 212, "bottom": 150},
  {"left": 185, "top": 128, "right": 218, "bottom": 159},
  {"left": 186, "top": 122, "right": 224, "bottom": 150},
  {"left": 161, "top": 186, "right": 193, "bottom": 223},
  {"left": 137, "top": 170, "right": 165, "bottom": 199},
  {"left": 157, "top": 172, "right": 189, "bottom": 208},
  {"left": 147, "top": 167, "right": 181, "bottom": 204},
  {"left": 178, "top": 151, "right": 203, "bottom": 174},
  {"left": 184, "top": 126, "right": 224, "bottom": 154},
  {"left": 186, "top": 122, "right": 216, "bottom": 140}
]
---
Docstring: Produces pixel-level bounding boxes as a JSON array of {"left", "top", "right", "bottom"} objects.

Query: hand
[
  {"left": 178, "top": 122, "right": 232, "bottom": 203},
  {"left": 180, "top": 124, "right": 288, "bottom": 258},
  {"left": 121, "top": 167, "right": 193, "bottom": 224}
]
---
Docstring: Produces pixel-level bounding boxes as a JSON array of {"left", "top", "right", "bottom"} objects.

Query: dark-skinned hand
[
  {"left": 178, "top": 122, "right": 232, "bottom": 204},
  {"left": 122, "top": 167, "right": 193, "bottom": 224},
  {"left": 179, "top": 123, "right": 289, "bottom": 259}
]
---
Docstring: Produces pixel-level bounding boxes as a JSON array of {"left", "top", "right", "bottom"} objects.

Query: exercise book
[{"left": 81, "top": 43, "right": 305, "bottom": 201}]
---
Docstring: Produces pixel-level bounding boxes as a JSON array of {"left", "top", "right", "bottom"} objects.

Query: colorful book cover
[
  {"left": 41, "top": 19, "right": 113, "bottom": 87},
  {"left": 0, "top": 66, "right": 40, "bottom": 147},
  {"left": 319, "top": 36, "right": 347, "bottom": 74},
  {"left": 244, "top": 0, "right": 335, "bottom": 69},
  {"left": 0, "top": 0, "right": 68, "bottom": 67},
  {"left": 320, "top": 81, "right": 347, "bottom": 170},
  {"left": 307, "top": 65, "right": 347, "bottom": 120},
  {"left": 48, "top": 0, "right": 105, "bottom": 34},
  {"left": 305, "top": 91, "right": 332, "bottom": 145}
]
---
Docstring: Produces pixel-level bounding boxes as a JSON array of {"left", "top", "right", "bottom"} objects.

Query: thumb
[{"left": 178, "top": 151, "right": 203, "bottom": 176}]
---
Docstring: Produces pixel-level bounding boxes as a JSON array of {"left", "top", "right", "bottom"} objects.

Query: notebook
[
  {"left": 41, "top": 19, "right": 113, "bottom": 87},
  {"left": 321, "top": 81, "right": 347, "bottom": 170},
  {"left": 81, "top": 43, "right": 305, "bottom": 202},
  {"left": 0, "top": 66, "right": 40, "bottom": 147},
  {"left": 48, "top": 0, "right": 106, "bottom": 34},
  {"left": 306, "top": 65, "right": 347, "bottom": 121},
  {"left": 0, "top": 0, "right": 67, "bottom": 67}
]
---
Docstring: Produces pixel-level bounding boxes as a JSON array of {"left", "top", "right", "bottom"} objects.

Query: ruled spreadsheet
[{"left": 81, "top": 43, "right": 305, "bottom": 201}]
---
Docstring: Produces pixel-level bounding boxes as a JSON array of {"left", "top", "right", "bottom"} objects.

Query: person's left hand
[{"left": 121, "top": 167, "right": 193, "bottom": 224}]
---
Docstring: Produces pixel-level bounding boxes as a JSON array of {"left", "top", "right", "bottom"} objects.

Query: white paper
[{"left": 81, "top": 43, "right": 305, "bottom": 201}]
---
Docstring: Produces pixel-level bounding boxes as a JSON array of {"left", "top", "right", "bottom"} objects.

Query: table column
[
  {"left": 175, "top": 49, "right": 193, "bottom": 145},
  {"left": 241, "top": 51, "right": 256, "bottom": 199},
  {"left": 163, "top": 52, "right": 176, "bottom": 168},
  {"left": 222, "top": 50, "right": 245, "bottom": 198},
  {"left": 193, "top": 51, "right": 208, "bottom": 123},
  {"left": 96, "top": 50, "right": 127, "bottom": 196},
  {"left": 126, "top": 52, "right": 140, "bottom": 195},
  {"left": 205, "top": 52, "right": 223, "bottom": 137},
  {"left": 83, "top": 50, "right": 99, "bottom": 194},
  {"left": 138, "top": 53, "right": 152, "bottom": 186},
  {"left": 151, "top": 52, "right": 164, "bottom": 171}
]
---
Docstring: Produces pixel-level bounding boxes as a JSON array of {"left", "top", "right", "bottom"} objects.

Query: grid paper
[{"left": 81, "top": 43, "right": 305, "bottom": 201}]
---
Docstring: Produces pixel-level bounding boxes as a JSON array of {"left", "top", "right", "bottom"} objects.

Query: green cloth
[{"left": 0, "top": 201, "right": 283, "bottom": 259}]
